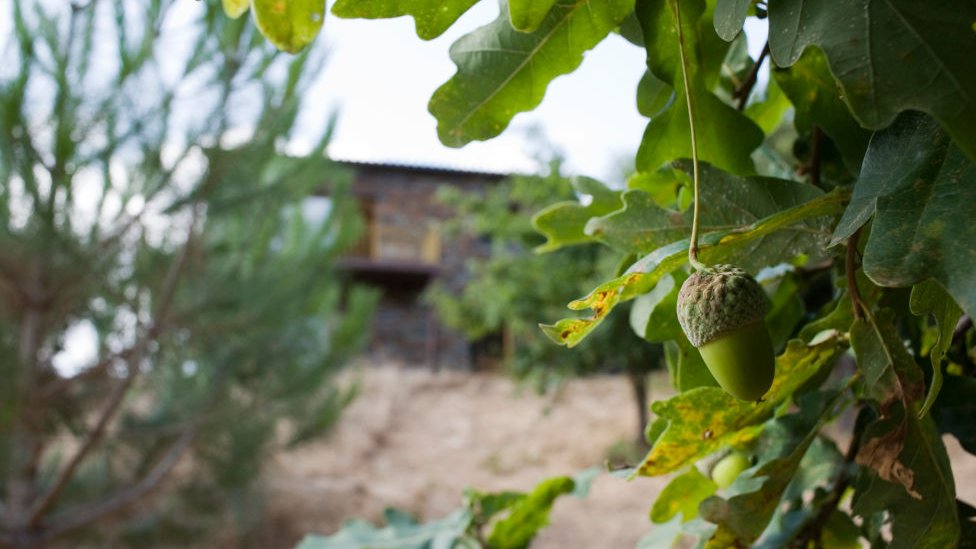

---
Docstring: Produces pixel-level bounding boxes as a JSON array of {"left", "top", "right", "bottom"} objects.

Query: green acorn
[{"left": 676, "top": 264, "right": 775, "bottom": 401}]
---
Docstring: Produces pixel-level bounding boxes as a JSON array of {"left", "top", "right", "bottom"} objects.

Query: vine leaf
[
  {"left": 429, "top": 0, "right": 635, "bottom": 147},
  {"left": 252, "top": 0, "right": 325, "bottom": 53},
  {"left": 635, "top": 0, "right": 763, "bottom": 175},
  {"left": 542, "top": 187, "right": 848, "bottom": 348},
  {"left": 586, "top": 162, "right": 830, "bottom": 258},
  {"left": 508, "top": 0, "right": 558, "bottom": 32},
  {"left": 910, "top": 280, "right": 963, "bottom": 419},
  {"left": 699, "top": 390, "right": 841, "bottom": 546},
  {"left": 331, "top": 0, "right": 480, "bottom": 40},
  {"left": 852, "top": 408, "right": 959, "bottom": 549},
  {"left": 651, "top": 466, "right": 717, "bottom": 524},
  {"left": 772, "top": 48, "right": 872, "bottom": 174},
  {"left": 767, "top": 0, "right": 976, "bottom": 163},
  {"left": 832, "top": 112, "right": 976, "bottom": 319},
  {"left": 532, "top": 177, "right": 623, "bottom": 253},
  {"left": 632, "top": 335, "right": 845, "bottom": 478},
  {"left": 712, "top": 0, "right": 750, "bottom": 42}
]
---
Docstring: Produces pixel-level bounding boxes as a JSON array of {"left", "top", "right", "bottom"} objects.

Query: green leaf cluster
[
  {"left": 298, "top": 472, "right": 590, "bottom": 549},
  {"left": 0, "top": 3, "right": 373, "bottom": 545},
  {"left": 232, "top": 1, "right": 976, "bottom": 547}
]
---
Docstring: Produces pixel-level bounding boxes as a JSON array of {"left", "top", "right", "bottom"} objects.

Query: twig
[
  {"left": 27, "top": 207, "right": 202, "bottom": 528},
  {"left": 41, "top": 427, "right": 196, "bottom": 541},
  {"left": 40, "top": 364, "right": 230, "bottom": 542},
  {"left": 27, "top": 370, "right": 137, "bottom": 527},
  {"left": 845, "top": 229, "right": 864, "bottom": 321},
  {"left": 808, "top": 126, "right": 823, "bottom": 190},
  {"left": 735, "top": 43, "right": 769, "bottom": 111},
  {"left": 673, "top": 0, "right": 706, "bottom": 272}
]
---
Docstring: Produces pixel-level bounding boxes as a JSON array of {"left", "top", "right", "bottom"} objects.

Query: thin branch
[
  {"left": 41, "top": 427, "right": 196, "bottom": 541},
  {"left": 673, "top": 0, "right": 706, "bottom": 272},
  {"left": 27, "top": 370, "right": 136, "bottom": 527},
  {"left": 735, "top": 42, "right": 770, "bottom": 111},
  {"left": 38, "top": 347, "right": 126, "bottom": 399},
  {"left": 846, "top": 229, "right": 865, "bottom": 321},
  {"left": 26, "top": 207, "right": 201, "bottom": 527}
]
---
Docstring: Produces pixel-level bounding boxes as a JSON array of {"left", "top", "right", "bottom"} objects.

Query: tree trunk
[
  {"left": 4, "top": 301, "right": 45, "bottom": 548},
  {"left": 627, "top": 368, "right": 649, "bottom": 449}
]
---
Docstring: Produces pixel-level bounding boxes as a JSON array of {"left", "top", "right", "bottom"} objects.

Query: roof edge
[{"left": 333, "top": 158, "right": 511, "bottom": 180}]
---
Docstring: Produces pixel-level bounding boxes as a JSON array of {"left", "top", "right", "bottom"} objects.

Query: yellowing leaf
[
  {"left": 222, "top": 0, "right": 250, "bottom": 19},
  {"left": 331, "top": 0, "right": 479, "bottom": 40},
  {"left": 252, "top": 0, "right": 325, "bottom": 53},
  {"left": 542, "top": 188, "right": 849, "bottom": 348},
  {"left": 633, "top": 334, "right": 845, "bottom": 477},
  {"left": 651, "top": 466, "right": 717, "bottom": 523}
]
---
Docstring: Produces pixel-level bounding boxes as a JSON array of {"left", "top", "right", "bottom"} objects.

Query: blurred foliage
[
  {"left": 298, "top": 469, "right": 596, "bottom": 549},
  {"left": 424, "top": 159, "right": 662, "bottom": 441},
  {"left": 0, "top": 1, "right": 373, "bottom": 546}
]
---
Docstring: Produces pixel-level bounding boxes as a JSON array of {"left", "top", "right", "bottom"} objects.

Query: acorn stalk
[{"left": 676, "top": 264, "right": 775, "bottom": 401}]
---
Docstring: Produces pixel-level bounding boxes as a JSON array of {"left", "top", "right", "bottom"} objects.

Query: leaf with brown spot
[
  {"left": 855, "top": 420, "right": 920, "bottom": 500},
  {"left": 852, "top": 407, "right": 959, "bottom": 548},
  {"left": 849, "top": 308, "right": 930, "bottom": 500}
]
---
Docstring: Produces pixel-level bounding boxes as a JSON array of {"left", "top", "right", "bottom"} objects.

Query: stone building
[{"left": 335, "top": 160, "right": 506, "bottom": 369}]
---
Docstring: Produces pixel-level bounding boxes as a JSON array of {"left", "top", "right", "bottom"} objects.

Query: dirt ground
[{"left": 265, "top": 364, "right": 976, "bottom": 549}]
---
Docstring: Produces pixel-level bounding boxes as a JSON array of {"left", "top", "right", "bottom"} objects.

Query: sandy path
[{"left": 265, "top": 364, "right": 976, "bottom": 548}]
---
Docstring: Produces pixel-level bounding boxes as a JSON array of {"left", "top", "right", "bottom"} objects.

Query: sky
[
  {"left": 298, "top": 3, "right": 768, "bottom": 183},
  {"left": 304, "top": 3, "right": 654, "bottom": 182}
]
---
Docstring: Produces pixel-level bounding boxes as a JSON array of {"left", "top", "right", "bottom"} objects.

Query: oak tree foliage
[
  {"left": 0, "top": 2, "right": 374, "bottom": 546},
  {"left": 236, "top": 0, "right": 976, "bottom": 547}
]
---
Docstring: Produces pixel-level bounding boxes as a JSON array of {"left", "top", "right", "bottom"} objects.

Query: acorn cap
[{"left": 676, "top": 264, "right": 767, "bottom": 347}]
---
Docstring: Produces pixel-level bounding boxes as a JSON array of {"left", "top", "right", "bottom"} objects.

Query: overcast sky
[
  {"left": 299, "top": 3, "right": 768, "bottom": 183},
  {"left": 301, "top": 3, "right": 648, "bottom": 182}
]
